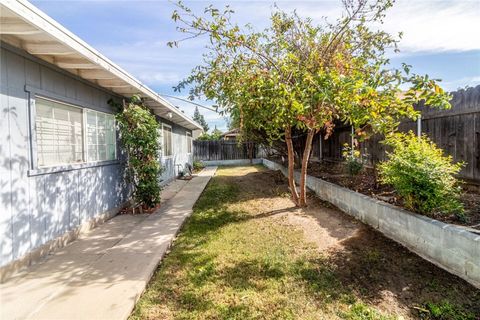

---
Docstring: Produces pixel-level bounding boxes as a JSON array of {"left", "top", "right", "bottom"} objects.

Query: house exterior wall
[
  {"left": 158, "top": 117, "right": 193, "bottom": 185},
  {"left": 0, "top": 43, "right": 192, "bottom": 269}
]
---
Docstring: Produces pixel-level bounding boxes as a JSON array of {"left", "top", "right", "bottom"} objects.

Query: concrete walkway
[{"left": 0, "top": 167, "right": 217, "bottom": 320}]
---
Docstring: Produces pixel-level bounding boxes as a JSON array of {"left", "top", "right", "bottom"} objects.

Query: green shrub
[
  {"left": 346, "top": 158, "right": 363, "bottom": 176},
  {"left": 378, "top": 131, "right": 463, "bottom": 215},
  {"left": 342, "top": 143, "right": 364, "bottom": 176},
  {"left": 114, "top": 95, "right": 163, "bottom": 208},
  {"left": 193, "top": 160, "right": 205, "bottom": 172},
  {"left": 418, "top": 301, "right": 476, "bottom": 320}
]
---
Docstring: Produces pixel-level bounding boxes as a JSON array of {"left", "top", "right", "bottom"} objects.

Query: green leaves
[
  {"left": 379, "top": 132, "right": 464, "bottom": 215},
  {"left": 169, "top": 0, "right": 454, "bottom": 205},
  {"left": 171, "top": 10, "right": 180, "bottom": 22},
  {"left": 114, "top": 95, "right": 162, "bottom": 208},
  {"left": 193, "top": 106, "right": 209, "bottom": 132}
]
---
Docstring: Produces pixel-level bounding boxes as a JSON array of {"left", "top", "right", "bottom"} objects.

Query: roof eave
[{"left": 0, "top": 0, "right": 202, "bottom": 131}]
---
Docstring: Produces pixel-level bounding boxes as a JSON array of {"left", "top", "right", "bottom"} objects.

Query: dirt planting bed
[{"left": 305, "top": 161, "right": 480, "bottom": 229}]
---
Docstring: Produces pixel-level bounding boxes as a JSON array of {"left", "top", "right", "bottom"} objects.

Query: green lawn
[{"left": 130, "top": 166, "right": 479, "bottom": 320}]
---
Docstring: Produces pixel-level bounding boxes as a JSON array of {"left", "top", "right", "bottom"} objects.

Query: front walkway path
[{"left": 0, "top": 167, "right": 217, "bottom": 320}]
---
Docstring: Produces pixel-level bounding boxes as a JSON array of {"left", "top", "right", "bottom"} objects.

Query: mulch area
[{"left": 305, "top": 160, "right": 480, "bottom": 229}]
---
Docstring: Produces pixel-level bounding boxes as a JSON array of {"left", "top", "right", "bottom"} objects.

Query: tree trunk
[
  {"left": 299, "top": 129, "right": 315, "bottom": 207},
  {"left": 247, "top": 142, "right": 253, "bottom": 164},
  {"left": 285, "top": 126, "right": 299, "bottom": 205}
]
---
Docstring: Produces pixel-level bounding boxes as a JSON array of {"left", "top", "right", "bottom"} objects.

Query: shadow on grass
[
  {"left": 294, "top": 227, "right": 480, "bottom": 319},
  {"left": 203, "top": 170, "right": 479, "bottom": 318},
  {"left": 134, "top": 167, "right": 480, "bottom": 320},
  {"left": 184, "top": 171, "right": 293, "bottom": 246}
]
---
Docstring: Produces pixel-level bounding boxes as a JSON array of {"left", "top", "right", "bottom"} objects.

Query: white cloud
[
  {"left": 442, "top": 76, "right": 480, "bottom": 91},
  {"left": 137, "top": 71, "right": 182, "bottom": 85},
  {"left": 64, "top": 0, "right": 479, "bottom": 90},
  {"left": 32, "top": 0, "right": 479, "bottom": 131},
  {"left": 381, "top": 1, "right": 480, "bottom": 54},
  {"left": 199, "top": 0, "right": 480, "bottom": 54},
  {"left": 96, "top": 41, "right": 203, "bottom": 86}
]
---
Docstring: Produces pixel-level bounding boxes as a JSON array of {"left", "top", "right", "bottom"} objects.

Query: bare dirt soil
[
  {"left": 132, "top": 166, "right": 479, "bottom": 320},
  {"left": 245, "top": 168, "right": 480, "bottom": 319}
]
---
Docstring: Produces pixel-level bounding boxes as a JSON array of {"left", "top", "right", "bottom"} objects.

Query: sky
[{"left": 31, "top": 0, "right": 480, "bottom": 132}]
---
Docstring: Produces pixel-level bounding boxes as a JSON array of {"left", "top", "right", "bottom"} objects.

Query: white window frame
[
  {"left": 186, "top": 131, "right": 192, "bottom": 154},
  {"left": 156, "top": 127, "right": 163, "bottom": 160},
  {"left": 162, "top": 123, "right": 173, "bottom": 158},
  {"left": 85, "top": 109, "right": 117, "bottom": 163},
  {"left": 33, "top": 95, "right": 117, "bottom": 169},
  {"left": 35, "top": 96, "right": 85, "bottom": 167}
]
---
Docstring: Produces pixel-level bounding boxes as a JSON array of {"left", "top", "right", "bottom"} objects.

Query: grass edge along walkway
[
  {"left": 130, "top": 166, "right": 479, "bottom": 320},
  {"left": 0, "top": 167, "right": 216, "bottom": 320}
]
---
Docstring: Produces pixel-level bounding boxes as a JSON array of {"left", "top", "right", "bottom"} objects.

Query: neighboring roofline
[
  {"left": 0, "top": 0, "right": 203, "bottom": 131},
  {"left": 221, "top": 128, "right": 241, "bottom": 137}
]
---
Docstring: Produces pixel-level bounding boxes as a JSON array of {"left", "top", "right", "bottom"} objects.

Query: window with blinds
[
  {"left": 35, "top": 97, "right": 116, "bottom": 168},
  {"left": 36, "top": 98, "right": 83, "bottom": 167},
  {"left": 163, "top": 124, "right": 173, "bottom": 157},
  {"left": 86, "top": 110, "right": 116, "bottom": 162},
  {"left": 186, "top": 132, "right": 192, "bottom": 153}
]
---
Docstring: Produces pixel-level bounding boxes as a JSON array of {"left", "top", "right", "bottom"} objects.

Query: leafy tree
[
  {"left": 211, "top": 127, "right": 223, "bottom": 139},
  {"left": 196, "top": 133, "right": 210, "bottom": 141},
  {"left": 197, "top": 126, "right": 223, "bottom": 141},
  {"left": 114, "top": 95, "right": 162, "bottom": 209},
  {"left": 171, "top": 0, "right": 451, "bottom": 206},
  {"left": 226, "top": 116, "right": 239, "bottom": 131},
  {"left": 193, "top": 106, "right": 209, "bottom": 132}
]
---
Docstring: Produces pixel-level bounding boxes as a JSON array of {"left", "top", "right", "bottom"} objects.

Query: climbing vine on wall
[{"left": 112, "top": 95, "right": 162, "bottom": 209}]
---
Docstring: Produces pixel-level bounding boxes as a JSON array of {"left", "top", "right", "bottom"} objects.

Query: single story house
[
  {"left": 0, "top": 0, "right": 202, "bottom": 278},
  {"left": 221, "top": 128, "right": 241, "bottom": 141}
]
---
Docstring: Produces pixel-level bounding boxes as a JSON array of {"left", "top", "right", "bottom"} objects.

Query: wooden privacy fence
[
  {"left": 311, "top": 85, "right": 480, "bottom": 184},
  {"left": 193, "top": 140, "right": 260, "bottom": 161}
]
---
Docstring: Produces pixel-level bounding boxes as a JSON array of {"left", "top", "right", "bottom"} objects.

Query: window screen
[
  {"left": 36, "top": 98, "right": 83, "bottom": 167},
  {"left": 86, "top": 110, "right": 116, "bottom": 162},
  {"left": 186, "top": 132, "right": 192, "bottom": 153},
  {"left": 163, "top": 125, "right": 173, "bottom": 156}
]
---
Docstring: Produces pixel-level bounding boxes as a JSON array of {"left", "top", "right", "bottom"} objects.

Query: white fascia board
[{"left": 1, "top": 0, "right": 202, "bottom": 131}]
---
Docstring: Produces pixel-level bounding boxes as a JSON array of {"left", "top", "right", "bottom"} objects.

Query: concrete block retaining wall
[{"left": 262, "top": 158, "right": 480, "bottom": 288}]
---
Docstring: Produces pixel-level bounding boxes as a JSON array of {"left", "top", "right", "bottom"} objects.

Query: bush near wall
[
  {"left": 378, "top": 131, "right": 464, "bottom": 216},
  {"left": 114, "top": 96, "right": 163, "bottom": 209}
]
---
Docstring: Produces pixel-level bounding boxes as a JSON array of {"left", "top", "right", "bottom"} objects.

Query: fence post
[
  {"left": 417, "top": 115, "right": 422, "bottom": 138},
  {"left": 351, "top": 126, "right": 355, "bottom": 157},
  {"left": 193, "top": 140, "right": 260, "bottom": 162},
  {"left": 319, "top": 133, "right": 323, "bottom": 160}
]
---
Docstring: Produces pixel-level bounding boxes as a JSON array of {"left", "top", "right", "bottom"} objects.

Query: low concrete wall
[
  {"left": 201, "top": 159, "right": 263, "bottom": 166},
  {"left": 262, "top": 158, "right": 480, "bottom": 288}
]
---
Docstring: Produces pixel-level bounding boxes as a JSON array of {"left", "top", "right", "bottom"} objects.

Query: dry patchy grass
[{"left": 131, "top": 166, "right": 479, "bottom": 320}]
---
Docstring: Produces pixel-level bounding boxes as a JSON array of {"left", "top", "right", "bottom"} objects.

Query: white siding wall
[
  {"left": 0, "top": 44, "right": 192, "bottom": 267},
  {"left": 159, "top": 119, "right": 193, "bottom": 185}
]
